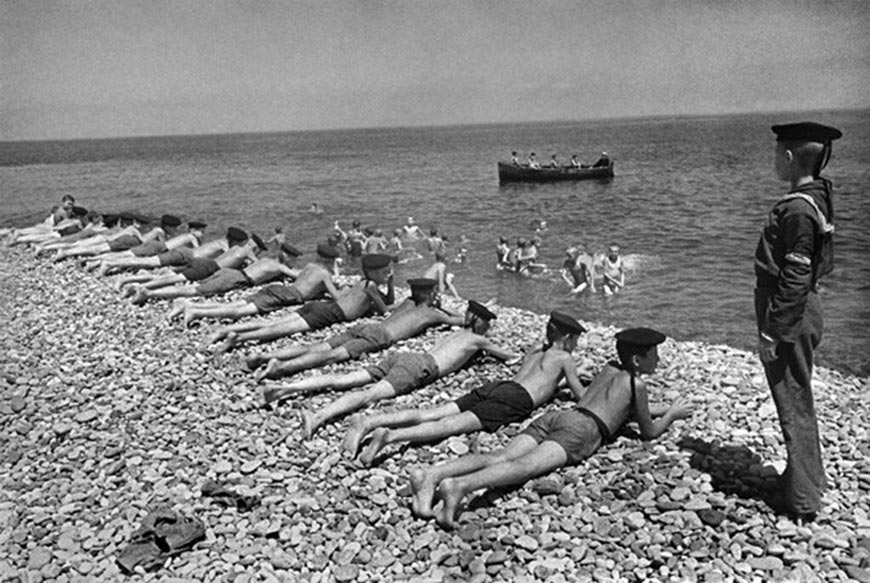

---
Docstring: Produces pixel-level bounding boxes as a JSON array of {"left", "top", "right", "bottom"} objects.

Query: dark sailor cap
[
  {"left": 119, "top": 211, "right": 136, "bottom": 222},
  {"left": 188, "top": 220, "right": 207, "bottom": 230},
  {"left": 161, "top": 214, "right": 181, "bottom": 228},
  {"left": 361, "top": 254, "right": 392, "bottom": 270},
  {"left": 101, "top": 213, "right": 119, "bottom": 226},
  {"left": 251, "top": 232, "right": 267, "bottom": 251},
  {"left": 467, "top": 300, "right": 497, "bottom": 321},
  {"left": 548, "top": 311, "right": 586, "bottom": 335},
  {"left": 71, "top": 206, "right": 88, "bottom": 217},
  {"left": 407, "top": 278, "right": 437, "bottom": 291},
  {"left": 615, "top": 327, "right": 666, "bottom": 348},
  {"left": 281, "top": 242, "right": 302, "bottom": 257},
  {"left": 316, "top": 243, "right": 340, "bottom": 258},
  {"left": 772, "top": 122, "right": 842, "bottom": 143},
  {"left": 226, "top": 227, "right": 248, "bottom": 244}
]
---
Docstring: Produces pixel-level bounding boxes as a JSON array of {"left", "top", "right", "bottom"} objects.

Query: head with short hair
[
  {"left": 361, "top": 254, "right": 393, "bottom": 284},
  {"left": 544, "top": 311, "right": 586, "bottom": 351},
  {"left": 615, "top": 327, "right": 666, "bottom": 374},
  {"left": 61, "top": 195, "right": 75, "bottom": 209},
  {"left": 608, "top": 245, "right": 620, "bottom": 258},
  {"left": 407, "top": 278, "right": 438, "bottom": 305},
  {"left": 430, "top": 227, "right": 438, "bottom": 236},
  {"left": 499, "top": 236, "right": 508, "bottom": 245}
]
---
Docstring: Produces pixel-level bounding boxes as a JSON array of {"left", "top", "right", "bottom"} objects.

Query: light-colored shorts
[
  {"left": 521, "top": 409, "right": 603, "bottom": 466},
  {"left": 364, "top": 352, "right": 440, "bottom": 395}
]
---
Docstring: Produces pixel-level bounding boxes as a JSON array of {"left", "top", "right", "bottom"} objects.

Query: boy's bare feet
[
  {"left": 359, "top": 427, "right": 389, "bottom": 466},
  {"left": 300, "top": 409, "right": 320, "bottom": 440},
  {"left": 409, "top": 467, "right": 438, "bottom": 518},
  {"left": 167, "top": 298, "right": 189, "bottom": 321},
  {"left": 342, "top": 415, "right": 368, "bottom": 458},
  {"left": 435, "top": 478, "right": 463, "bottom": 530}
]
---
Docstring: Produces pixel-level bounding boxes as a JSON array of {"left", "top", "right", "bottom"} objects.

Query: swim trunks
[
  {"left": 327, "top": 323, "right": 392, "bottom": 359},
  {"left": 521, "top": 409, "right": 604, "bottom": 466},
  {"left": 195, "top": 268, "right": 249, "bottom": 296},
  {"left": 247, "top": 284, "right": 304, "bottom": 313},
  {"left": 158, "top": 247, "right": 196, "bottom": 266},
  {"left": 297, "top": 300, "right": 347, "bottom": 330},
  {"left": 130, "top": 240, "right": 168, "bottom": 257},
  {"left": 108, "top": 234, "right": 142, "bottom": 252},
  {"left": 454, "top": 380, "right": 535, "bottom": 433},
  {"left": 58, "top": 223, "right": 82, "bottom": 237},
  {"left": 179, "top": 258, "right": 220, "bottom": 281},
  {"left": 364, "top": 352, "right": 440, "bottom": 396}
]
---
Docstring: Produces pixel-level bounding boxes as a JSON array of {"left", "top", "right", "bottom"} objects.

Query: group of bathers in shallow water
[{"left": 4, "top": 197, "right": 693, "bottom": 529}]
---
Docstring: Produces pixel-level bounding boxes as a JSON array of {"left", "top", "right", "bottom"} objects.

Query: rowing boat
[{"left": 497, "top": 161, "right": 614, "bottom": 183}]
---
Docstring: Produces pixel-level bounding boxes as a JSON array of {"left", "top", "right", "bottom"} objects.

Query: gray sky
[{"left": 3, "top": 0, "right": 869, "bottom": 140}]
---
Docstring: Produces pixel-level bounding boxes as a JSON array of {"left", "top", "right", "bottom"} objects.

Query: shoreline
[{"left": 1, "top": 245, "right": 868, "bottom": 582}]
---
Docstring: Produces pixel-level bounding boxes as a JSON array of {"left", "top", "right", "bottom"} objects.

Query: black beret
[
  {"left": 549, "top": 311, "right": 586, "bottom": 335},
  {"left": 361, "top": 254, "right": 392, "bottom": 270},
  {"left": 71, "top": 206, "right": 88, "bottom": 217},
  {"left": 615, "top": 327, "right": 666, "bottom": 348},
  {"left": 316, "top": 243, "right": 340, "bottom": 258},
  {"left": 251, "top": 232, "right": 267, "bottom": 251},
  {"left": 119, "top": 211, "right": 136, "bottom": 222},
  {"left": 133, "top": 213, "right": 150, "bottom": 224},
  {"left": 188, "top": 220, "right": 207, "bottom": 230},
  {"left": 407, "top": 278, "right": 437, "bottom": 291},
  {"left": 161, "top": 214, "right": 181, "bottom": 228},
  {"left": 281, "top": 242, "right": 302, "bottom": 257},
  {"left": 101, "top": 213, "right": 119, "bottom": 226},
  {"left": 467, "top": 300, "right": 497, "bottom": 321},
  {"left": 227, "top": 227, "right": 248, "bottom": 243},
  {"left": 772, "top": 122, "right": 842, "bottom": 143}
]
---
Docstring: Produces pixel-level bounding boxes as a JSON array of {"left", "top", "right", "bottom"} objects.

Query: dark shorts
[
  {"left": 179, "top": 258, "right": 220, "bottom": 281},
  {"left": 454, "top": 380, "right": 535, "bottom": 433},
  {"left": 327, "top": 323, "right": 392, "bottom": 359},
  {"left": 297, "top": 301, "right": 347, "bottom": 330},
  {"left": 158, "top": 247, "right": 196, "bottom": 266},
  {"left": 108, "top": 234, "right": 142, "bottom": 251},
  {"left": 130, "top": 240, "right": 168, "bottom": 257},
  {"left": 521, "top": 409, "right": 603, "bottom": 465},
  {"left": 195, "top": 268, "right": 249, "bottom": 296},
  {"left": 364, "top": 352, "right": 440, "bottom": 396},
  {"left": 247, "top": 284, "right": 304, "bottom": 313}
]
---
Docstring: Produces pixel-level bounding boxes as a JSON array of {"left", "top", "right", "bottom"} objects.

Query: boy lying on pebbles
[
  {"left": 349, "top": 312, "right": 591, "bottom": 464},
  {"left": 261, "top": 300, "right": 520, "bottom": 439},
  {"left": 130, "top": 235, "right": 297, "bottom": 306},
  {"left": 213, "top": 253, "right": 395, "bottom": 356},
  {"left": 94, "top": 218, "right": 206, "bottom": 276},
  {"left": 410, "top": 327, "right": 694, "bottom": 530},
  {"left": 176, "top": 243, "right": 340, "bottom": 327},
  {"left": 118, "top": 227, "right": 247, "bottom": 293},
  {"left": 254, "top": 277, "right": 463, "bottom": 381}
]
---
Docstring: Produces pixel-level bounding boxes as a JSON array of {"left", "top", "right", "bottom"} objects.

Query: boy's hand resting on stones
[{"left": 668, "top": 398, "right": 694, "bottom": 420}]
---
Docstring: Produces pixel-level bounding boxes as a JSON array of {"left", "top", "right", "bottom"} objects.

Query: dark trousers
[{"left": 754, "top": 289, "right": 826, "bottom": 514}]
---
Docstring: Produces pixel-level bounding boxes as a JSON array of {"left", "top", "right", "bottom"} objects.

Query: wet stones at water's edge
[{"left": 1, "top": 245, "right": 869, "bottom": 582}]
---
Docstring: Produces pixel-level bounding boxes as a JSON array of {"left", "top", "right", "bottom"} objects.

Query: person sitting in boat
[
  {"left": 592, "top": 151, "right": 611, "bottom": 168},
  {"left": 511, "top": 151, "right": 520, "bottom": 166},
  {"left": 570, "top": 154, "right": 583, "bottom": 168},
  {"left": 528, "top": 153, "right": 541, "bottom": 169},
  {"left": 548, "top": 154, "right": 559, "bottom": 169}
]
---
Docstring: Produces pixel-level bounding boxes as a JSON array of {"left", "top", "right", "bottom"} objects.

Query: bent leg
[
  {"left": 437, "top": 440, "right": 567, "bottom": 529},
  {"left": 300, "top": 379, "right": 393, "bottom": 438},
  {"left": 359, "top": 410, "right": 480, "bottom": 466},
  {"left": 411, "top": 434, "right": 539, "bottom": 518}
]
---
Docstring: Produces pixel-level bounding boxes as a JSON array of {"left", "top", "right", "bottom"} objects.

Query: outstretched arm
[
  {"left": 478, "top": 339, "right": 521, "bottom": 363},
  {"left": 632, "top": 380, "right": 693, "bottom": 440},
  {"left": 560, "top": 355, "right": 586, "bottom": 401}
]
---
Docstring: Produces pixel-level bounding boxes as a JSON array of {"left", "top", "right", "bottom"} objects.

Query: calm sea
[{"left": 2, "top": 110, "right": 868, "bottom": 375}]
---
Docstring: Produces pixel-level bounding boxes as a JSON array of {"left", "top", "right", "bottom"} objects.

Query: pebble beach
[{"left": 1, "top": 245, "right": 869, "bottom": 583}]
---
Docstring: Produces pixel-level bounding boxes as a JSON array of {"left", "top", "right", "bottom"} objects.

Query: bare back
[
  {"left": 194, "top": 239, "right": 229, "bottom": 259},
  {"left": 428, "top": 329, "right": 487, "bottom": 374},
  {"left": 381, "top": 305, "right": 452, "bottom": 342},
  {"left": 511, "top": 346, "right": 573, "bottom": 406},
  {"left": 244, "top": 258, "right": 294, "bottom": 284},
  {"left": 575, "top": 363, "right": 634, "bottom": 436},
  {"left": 291, "top": 263, "right": 332, "bottom": 299},
  {"left": 335, "top": 282, "right": 379, "bottom": 320},
  {"left": 215, "top": 245, "right": 254, "bottom": 269}
]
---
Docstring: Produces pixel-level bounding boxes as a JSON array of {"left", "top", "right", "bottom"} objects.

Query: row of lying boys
[{"left": 6, "top": 202, "right": 692, "bottom": 530}]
